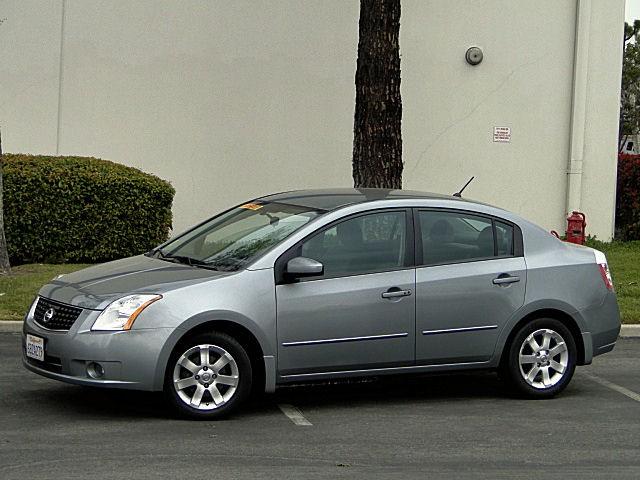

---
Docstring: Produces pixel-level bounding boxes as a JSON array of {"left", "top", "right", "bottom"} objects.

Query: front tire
[
  {"left": 502, "top": 318, "right": 577, "bottom": 398},
  {"left": 164, "top": 331, "right": 252, "bottom": 419}
]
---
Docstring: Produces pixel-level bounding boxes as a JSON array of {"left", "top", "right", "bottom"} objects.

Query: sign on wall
[{"left": 493, "top": 126, "right": 511, "bottom": 143}]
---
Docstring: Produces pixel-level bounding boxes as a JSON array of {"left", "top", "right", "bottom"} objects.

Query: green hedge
[
  {"left": 3, "top": 154, "right": 174, "bottom": 264},
  {"left": 616, "top": 154, "right": 640, "bottom": 240}
]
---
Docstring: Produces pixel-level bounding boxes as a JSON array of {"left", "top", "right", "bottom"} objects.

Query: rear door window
[{"left": 418, "top": 210, "right": 498, "bottom": 265}]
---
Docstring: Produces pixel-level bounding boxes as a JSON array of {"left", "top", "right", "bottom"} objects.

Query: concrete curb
[
  {"left": 620, "top": 325, "right": 640, "bottom": 338},
  {"left": 1, "top": 321, "right": 639, "bottom": 336},
  {"left": 0, "top": 321, "right": 23, "bottom": 332}
]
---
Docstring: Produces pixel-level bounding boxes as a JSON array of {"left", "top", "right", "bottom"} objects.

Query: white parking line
[
  {"left": 278, "top": 404, "right": 313, "bottom": 426},
  {"left": 582, "top": 371, "right": 640, "bottom": 403}
]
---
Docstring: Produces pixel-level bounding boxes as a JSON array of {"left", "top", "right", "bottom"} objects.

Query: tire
[
  {"left": 501, "top": 318, "right": 577, "bottom": 398},
  {"left": 164, "top": 331, "right": 252, "bottom": 419}
]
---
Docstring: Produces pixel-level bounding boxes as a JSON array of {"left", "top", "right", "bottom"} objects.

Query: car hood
[{"left": 38, "top": 255, "right": 232, "bottom": 309}]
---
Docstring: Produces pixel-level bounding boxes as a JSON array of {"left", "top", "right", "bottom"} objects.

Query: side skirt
[{"left": 276, "top": 360, "right": 492, "bottom": 385}]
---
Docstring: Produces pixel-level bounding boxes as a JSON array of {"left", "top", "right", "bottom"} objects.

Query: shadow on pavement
[{"left": 19, "top": 370, "right": 536, "bottom": 420}]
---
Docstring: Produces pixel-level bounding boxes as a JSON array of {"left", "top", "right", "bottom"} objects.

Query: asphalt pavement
[{"left": 1, "top": 332, "right": 639, "bottom": 479}]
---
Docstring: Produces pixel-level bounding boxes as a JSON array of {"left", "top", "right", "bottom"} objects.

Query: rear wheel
[
  {"left": 164, "top": 332, "right": 252, "bottom": 419},
  {"left": 502, "top": 318, "right": 577, "bottom": 398}
]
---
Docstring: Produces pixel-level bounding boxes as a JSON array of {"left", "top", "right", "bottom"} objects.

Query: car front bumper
[{"left": 22, "top": 308, "right": 173, "bottom": 391}]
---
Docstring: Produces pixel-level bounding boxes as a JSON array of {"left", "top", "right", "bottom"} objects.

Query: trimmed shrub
[
  {"left": 3, "top": 154, "right": 174, "bottom": 264},
  {"left": 616, "top": 153, "right": 640, "bottom": 240}
]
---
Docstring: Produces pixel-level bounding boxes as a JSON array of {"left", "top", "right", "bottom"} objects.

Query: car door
[
  {"left": 415, "top": 209, "right": 526, "bottom": 364},
  {"left": 275, "top": 209, "right": 416, "bottom": 376}
]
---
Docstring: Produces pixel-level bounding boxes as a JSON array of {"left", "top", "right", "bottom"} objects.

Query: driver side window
[{"left": 301, "top": 211, "right": 407, "bottom": 278}]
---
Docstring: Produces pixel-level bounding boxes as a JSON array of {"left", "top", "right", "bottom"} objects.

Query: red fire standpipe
[{"left": 565, "top": 211, "right": 586, "bottom": 245}]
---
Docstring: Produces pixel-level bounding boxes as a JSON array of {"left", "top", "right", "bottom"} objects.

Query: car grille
[{"left": 33, "top": 297, "right": 83, "bottom": 331}]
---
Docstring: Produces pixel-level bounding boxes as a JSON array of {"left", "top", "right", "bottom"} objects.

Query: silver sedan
[{"left": 22, "top": 189, "right": 621, "bottom": 418}]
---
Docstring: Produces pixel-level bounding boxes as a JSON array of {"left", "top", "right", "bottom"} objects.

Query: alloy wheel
[
  {"left": 172, "top": 344, "right": 240, "bottom": 410},
  {"left": 518, "top": 328, "right": 569, "bottom": 390}
]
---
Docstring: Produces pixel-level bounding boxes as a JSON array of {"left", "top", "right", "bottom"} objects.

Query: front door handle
[
  {"left": 492, "top": 274, "right": 520, "bottom": 285},
  {"left": 381, "top": 288, "right": 412, "bottom": 298}
]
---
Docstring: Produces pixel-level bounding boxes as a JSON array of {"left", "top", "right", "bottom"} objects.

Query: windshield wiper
[
  {"left": 155, "top": 251, "right": 218, "bottom": 270},
  {"left": 200, "top": 262, "right": 237, "bottom": 272}
]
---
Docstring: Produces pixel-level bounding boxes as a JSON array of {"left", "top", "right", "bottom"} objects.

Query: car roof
[{"left": 256, "top": 188, "right": 474, "bottom": 211}]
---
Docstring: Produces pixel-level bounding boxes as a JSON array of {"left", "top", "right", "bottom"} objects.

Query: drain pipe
[
  {"left": 55, "top": 0, "right": 67, "bottom": 155},
  {"left": 566, "top": 0, "right": 591, "bottom": 215}
]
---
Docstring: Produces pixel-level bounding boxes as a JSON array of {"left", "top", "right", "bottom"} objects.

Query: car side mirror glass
[{"left": 286, "top": 256, "right": 324, "bottom": 278}]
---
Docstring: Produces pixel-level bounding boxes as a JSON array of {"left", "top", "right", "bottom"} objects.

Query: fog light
[{"left": 87, "top": 362, "right": 105, "bottom": 379}]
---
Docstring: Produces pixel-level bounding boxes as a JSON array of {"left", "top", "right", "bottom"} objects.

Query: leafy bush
[
  {"left": 616, "top": 154, "right": 640, "bottom": 240},
  {"left": 3, "top": 154, "right": 174, "bottom": 264}
]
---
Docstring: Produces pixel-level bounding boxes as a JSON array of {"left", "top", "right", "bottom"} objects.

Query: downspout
[
  {"left": 566, "top": 0, "right": 591, "bottom": 216},
  {"left": 55, "top": 0, "right": 67, "bottom": 155}
]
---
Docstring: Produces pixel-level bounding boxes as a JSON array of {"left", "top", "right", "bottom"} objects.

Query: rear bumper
[
  {"left": 579, "top": 291, "right": 621, "bottom": 363},
  {"left": 22, "top": 310, "right": 173, "bottom": 391}
]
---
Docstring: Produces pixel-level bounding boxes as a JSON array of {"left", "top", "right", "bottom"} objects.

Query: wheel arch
[
  {"left": 153, "top": 311, "right": 274, "bottom": 392},
  {"left": 496, "top": 304, "right": 589, "bottom": 368}
]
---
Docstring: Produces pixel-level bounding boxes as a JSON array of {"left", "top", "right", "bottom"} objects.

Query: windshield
[{"left": 155, "top": 201, "right": 323, "bottom": 271}]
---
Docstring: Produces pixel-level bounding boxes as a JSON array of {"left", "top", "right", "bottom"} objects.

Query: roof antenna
[{"left": 453, "top": 176, "right": 474, "bottom": 197}]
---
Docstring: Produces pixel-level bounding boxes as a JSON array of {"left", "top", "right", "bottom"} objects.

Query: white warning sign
[{"left": 493, "top": 126, "right": 511, "bottom": 143}]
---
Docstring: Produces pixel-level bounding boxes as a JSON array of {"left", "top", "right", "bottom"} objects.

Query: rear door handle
[
  {"left": 492, "top": 275, "right": 520, "bottom": 285},
  {"left": 381, "top": 289, "right": 412, "bottom": 298}
]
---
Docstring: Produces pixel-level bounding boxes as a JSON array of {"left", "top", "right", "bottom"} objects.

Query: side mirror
[{"left": 286, "top": 256, "right": 324, "bottom": 278}]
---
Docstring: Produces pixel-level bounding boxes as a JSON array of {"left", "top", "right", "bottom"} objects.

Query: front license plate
[{"left": 26, "top": 334, "right": 45, "bottom": 362}]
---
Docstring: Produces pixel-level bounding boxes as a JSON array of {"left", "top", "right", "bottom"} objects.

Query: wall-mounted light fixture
[{"left": 465, "top": 46, "right": 483, "bottom": 66}]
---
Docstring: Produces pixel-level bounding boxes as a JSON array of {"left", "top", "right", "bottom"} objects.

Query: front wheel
[
  {"left": 164, "top": 332, "right": 252, "bottom": 419},
  {"left": 502, "top": 318, "right": 577, "bottom": 398}
]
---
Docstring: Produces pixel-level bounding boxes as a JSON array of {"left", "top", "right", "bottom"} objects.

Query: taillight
[
  {"left": 598, "top": 263, "right": 614, "bottom": 291},
  {"left": 594, "top": 250, "right": 614, "bottom": 292}
]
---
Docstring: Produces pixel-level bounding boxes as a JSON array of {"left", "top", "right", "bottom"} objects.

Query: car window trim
[
  {"left": 492, "top": 220, "right": 499, "bottom": 257},
  {"left": 275, "top": 207, "right": 415, "bottom": 284},
  {"left": 494, "top": 219, "right": 517, "bottom": 257},
  {"left": 413, "top": 207, "right": 523, "bottom": 268}
]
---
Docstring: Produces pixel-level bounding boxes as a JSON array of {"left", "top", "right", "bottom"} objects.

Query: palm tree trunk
[
  {"left": 0, "top": 129, "right": 11, "bottom": 275},
  {"left": 352, "top": 0, "right": 402, "bottom": 189}
]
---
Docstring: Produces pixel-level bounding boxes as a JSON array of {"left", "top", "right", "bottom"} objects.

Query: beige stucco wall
[
  {"left": 402, "top": 0, "right": 624, "bottom": 240},
  {"left": 0, "top": 0, "right": 624, "bottom": 239},
  {"left": 402, "top": 0, "right": 576, "bottom": 233},
  {"left": 1, "top": 1, "right": 62, "bottom": 153}
]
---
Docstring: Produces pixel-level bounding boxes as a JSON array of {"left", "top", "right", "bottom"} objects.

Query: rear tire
[
  {"left": 501, "top": 318, "right": 577, "bottom": 398},
  {"left": 164, "top": 331, "right": 252, "bottom": 419}
]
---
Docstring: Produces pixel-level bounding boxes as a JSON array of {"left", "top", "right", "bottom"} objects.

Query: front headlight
[
  {"left": 27, "top": 297, "right": 39, "bottom": 319},
  {"left": 91, "top": 294, "right": 162, "bottom": 331}
]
